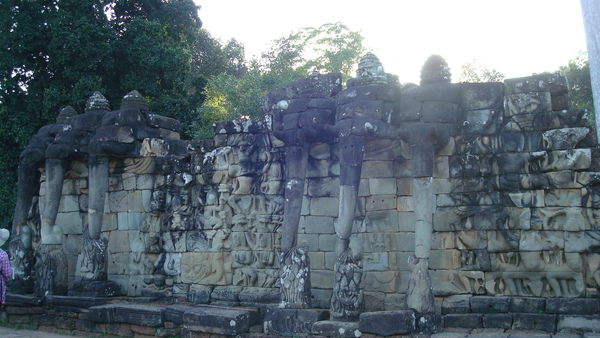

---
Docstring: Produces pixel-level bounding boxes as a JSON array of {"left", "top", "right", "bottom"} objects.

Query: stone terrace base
[{"left": 3, "top": 294, "right": 600, "bottom": 336}]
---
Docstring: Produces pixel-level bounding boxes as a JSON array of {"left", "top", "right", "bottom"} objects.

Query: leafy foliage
[
  {"left": 559, "top": 52, "right": 594, "bottom": 123},
  {"left": 193, "top": 22, "right": 366, "bottom": 139},
  {"left": 459, "top": 59, "right": 505, "bottom": 83},
  {"left": 0, "top": 0, "right": 206, "bottom": 230}
]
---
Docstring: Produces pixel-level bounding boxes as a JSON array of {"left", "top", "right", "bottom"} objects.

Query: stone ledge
[
  {"left": 88, "top": 304, "right": 165, "bottom": 326},
  {"left": 183, "top": 305, "right": 257, "bottom": 336},
  {"left": 359, "top": 309, "right": 416, "bottom": 335}
]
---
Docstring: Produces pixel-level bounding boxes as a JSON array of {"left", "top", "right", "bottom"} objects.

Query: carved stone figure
[
  {"left": 43, "top": 94, "right": 109, "bottom": 245},
  {"left": 84, "top": 90, "right": 181, "bottom": 283},
  {"left": 327, "top": 53, "right": 400, "bottom": 320},
  {"left": 270, "top": 71, "right": 340, "bottom": 308},
  {"left": 279, "top": 244, "right": 311, "bottom": 308},
  {"left": 79, "top": 225, "right": 108, "bottom": 281}
]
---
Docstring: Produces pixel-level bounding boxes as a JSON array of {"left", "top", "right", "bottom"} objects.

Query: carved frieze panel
[{"left": 180, "top": 252, "right": 233, "bottom": 285}]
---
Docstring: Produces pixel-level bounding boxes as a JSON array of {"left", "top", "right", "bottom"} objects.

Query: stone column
[
  {"left": 280, "top": 144, "right": 309, "bottom": 252},
  {"left": 580, "top": 0, "right": 600, "bottom": 141},
  {"left": 405, "top": 144, "right": 435, "bottom": 313},
  {"left": 41, "top": 158, "right": 68, "bottom": 245},
  {"left": 87, "top": 154, "right": 109, "bottom": 241},
  {"left": 271, "top": 72, "right": 340, "bottom": 310}
]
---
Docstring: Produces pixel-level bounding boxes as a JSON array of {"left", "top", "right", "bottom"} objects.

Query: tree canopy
[
  {"left": 0, "top": 0, "right": 207, "bottom": 229},
  {"left": 193, "top": 22, "right": 366, "bottom": 139},
  {"left": 559, "top": 52, "right": 593, "bottom": 117},
  {"left": 458, "top": 59, "right": 505, "bottom": 83}
]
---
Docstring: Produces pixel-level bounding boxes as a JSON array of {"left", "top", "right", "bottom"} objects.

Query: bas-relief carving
[
  {"left": 80, "top": 225, "right": 108, "bottom": 281},
  {"left": 180, "top": 252, "right": 232, "bottom": 285},
  {"left": 279, "top": 245, "right": 311, "bottom": 308},
  {"left": 487, "top": 250, "right": 583, "bottom": 297},
  {"left": 35, "top": 244, "right": 68, "bottom": 296}
]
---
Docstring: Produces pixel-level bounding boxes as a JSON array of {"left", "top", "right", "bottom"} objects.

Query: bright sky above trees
[{"left": 196, "top": 0, "right": 588, "bottom": 84}]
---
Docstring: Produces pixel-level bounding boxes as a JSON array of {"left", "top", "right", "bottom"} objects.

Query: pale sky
[{"left": 194, "top": 0, "right": 588, "bottom": 84}]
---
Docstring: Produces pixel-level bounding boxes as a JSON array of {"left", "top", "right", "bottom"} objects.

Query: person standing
[{"left": 0, "top": 229, "right": 13, "bottom": 311}]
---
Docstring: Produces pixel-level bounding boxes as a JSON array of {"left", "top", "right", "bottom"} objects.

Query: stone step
[
  {"left": 46, "top": 295, "right": 109, "bottom": 311},
  {"left": 5, "top": 293, "right": 43, "bottom": 307},
  {"left": 444, "top": 313, "right": 558, "bottom": 333},
  {"left": 88, "top": 304, "right": 165, "bottom": 326},
  {"left": 183, "top": 305, "right": 258, "bottom": 336},
  {"left": 557, "top": 315, "right": 600, "bottom": 333}
]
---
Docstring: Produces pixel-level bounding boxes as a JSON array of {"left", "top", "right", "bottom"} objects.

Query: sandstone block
[
  {"left": 557, "top": 315, "right": 600, "bottom": 332},
  {"left": 471, "top": 296, "right": 509, "bottom": 313},
  {"left": 504, "top": 73, "right": 569, "bottom": 95},
  {"left": 511, "top": 313, "right": 556, "bottom": 332},
  {"left": 359, "top": 309, "right": 416, "bottom": 335},
  {"left": 312, "top": 320, "right": 361, "bottom": 338},
  {"left": 443, "top": 313, "right": 483, "bottom": 329},
  {"left": 509, "top": 297, "right": 546, "bottom": 313},
  {"left": 505, "top": 92, "right": 552, "bottom": 116},
  {"left": 109, "top": 190, "right": 128, "bottom": 212},
  {"left": 183, "top": 306, "right": 254, "bottom": 335},
  {"left": 57, "top": 212, "right": 83, "bottom": 235},
  {"left": 546, "top": 298, "right": 600, "bottom": 314},
  {"left": 483, "top": 313, "right": 512, "bottom": 330},
  {"left": 308, "top": 197, "right": 338, "bottom": 217},
  {"left": 303, "top": 216, "right": 334, "bottom": 234},
  {"left": 361, "top": 160, "right": 394, "bottom": 178},
  {"left": 441, "top": 294, "right": 471, "bottom": 315},
  {"left": 366, "top": 195, "right": 397, "bottom": 211},
  {"left": 369, "top": 178, "right": 397, "bottom": 195},
  {"left": 59, "top": 195, "right": 80, "bottom": 213},
  {"left": 264, "top": 307, "right": 328, "bottom": 336},
  {"left": 461, "top": 83, "right": 504, "bottom": 110}
]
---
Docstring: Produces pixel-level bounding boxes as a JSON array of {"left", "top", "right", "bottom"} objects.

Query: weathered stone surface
[
  {"left": 557, "top": 315, "right": 600, "bottom": 332},
  {"left": 505, "top": 92, "right": 552, "bottom": 115},
  {"left": 46, "top": 295, "right": 108, "bottom": 311},
  {"left": 358, "top": 310, "right": 416, "bottom": 335},
  {"left": 164, "top": 305, "right": 195, "bottom": 325},
  {"left": 511, "top": 313, "right": 556, "bottom": 332},
  {"left": 442, "top": 294, "right": 471, "bottom": 315},
  {"left": 483, "top": 313, "right": 513, "bottom": 330},
  {"left": 509, "top": 297, "right": 546, "bottom": 313},
  {"left": 183, "top": 306, "right": 256, "bottom": 335},
  {"left": 417, "top": 83, "right": 462, "bottom": 104},
  {"left": 546, "top": 298, "right": 600, "bottom": 314},
  {"left": 471, "top": 297, "right": 509, "bottom": 313},
  {"left": 420, "top": 101, "right": 463, "bottom": 124},
  {"left": 443, "top": 314, "right": 483, "bottom": 329},
  {"left": 504, "top": 73, "right": 569, "bottom": 95},
  {"left": 543, "top": 127, "right": 589, "bottom": 150},
  {"left": 6, "top": 294, "right": 43, "bottom": 307},
  {"left": 180, "top": 252, "right": 232, "bottom": 285},
  {"left": 88, "top": 304, "right": 164, "bottom": 326},
  {"left": 311, "top": 320, "right": 361, "bottom": 338},
  {"left": 264, "top": 307, "right": 329, "bottom": 336},
  {"left": 464, "top": 109, "right": 501, "bottom": 134},
  {"left": 461, "top": 83, "right": 504, "bottom": 110},
  {"left": 70, "top": 280, "right": 120, "bottom": 297}
]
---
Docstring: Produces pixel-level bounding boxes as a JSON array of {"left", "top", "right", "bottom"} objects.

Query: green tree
[
  {"left": 0, "top": 0, "right": 206, "bottom": 230},
  {"left": 261, "top": 22, "right": 365, "bottom": 80},
  {"left": 559, "top": 52, "right": 594, "bottom": 117},
  {"left": 194, "top": 22, "right": 366, "bottom": 139},
  {"left": 458, "top": 59, "right": 505, "bottom": 83}
]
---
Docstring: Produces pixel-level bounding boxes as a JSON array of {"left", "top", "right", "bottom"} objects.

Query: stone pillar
[
  {"left": 280, "top": 145, "right": 309, "bottom": 252},
  {"left": 405, "top": 144, "right": 435, "bottom": 313},
  {"left": 580, "top": 0, "right": 600, "bottom": 141},
  {"left": 41, "top": 158, "right": 68, "bottom": 245},
  {"left": 87, "top": 154, "right": 109, "bottom": 240},
  {"left": 329, "top": 53, "right": 400, "bottom": 321}
]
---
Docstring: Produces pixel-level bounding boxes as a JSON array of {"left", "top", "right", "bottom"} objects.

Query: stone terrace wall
[{"left": 19, "top": 72, "right": 600, "bottom": 312}]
